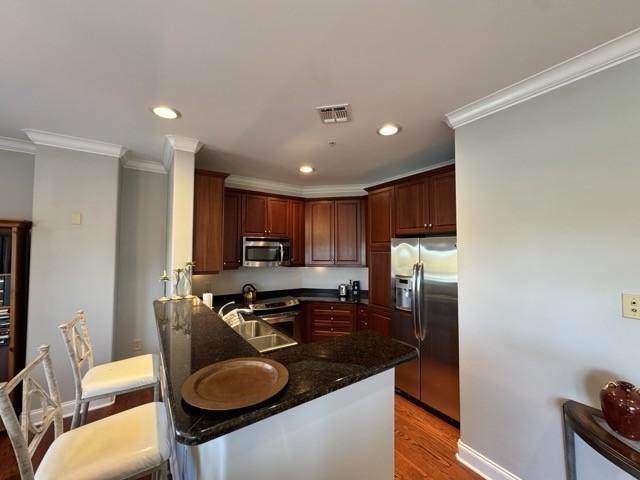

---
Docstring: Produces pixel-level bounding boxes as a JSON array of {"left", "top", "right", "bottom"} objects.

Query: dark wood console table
[{"left": 563, "top": 400, "right": 640, "bottom": 479}]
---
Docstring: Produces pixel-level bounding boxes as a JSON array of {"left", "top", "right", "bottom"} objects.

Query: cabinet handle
[
  {"left": 424, "top": 223, "right": 427, "bottom": 228},
  {"left": 428, "top": 223, "right": 433, "bottom": 228}
]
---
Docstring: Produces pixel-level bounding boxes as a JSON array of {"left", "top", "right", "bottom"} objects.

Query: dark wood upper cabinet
[
  {"left": 334, "top": 199, "right": 360, "bottom": 265},
  {"left": 367, "top": 186, "right": 394, "bottom": 247},
  {"left": 242, "top": 194, "right": 268, "bottom": 236},
  {"left": 306, "top": 199, "right": 363, "bottom": 266},
  {"left": 392, "top": 165, "right": 456, "bottom": 236},
  {"left": 305, "top": 200, "right": 334, "bottom": 265},
  {"left": 395, "top": 178, "right": 426, "bottom": 235},
  {"left": 193, "top": 170, "right": 228, "bottom": 274},
  {"left": 428, "top": 169, "right": 456, "bottom": 233},
  {"left": 267, "top": 197, "right": 289, "bottom": 236},
  {"left": 223, "top": 190, "right": 242, "bottom": 269},
  {"left": 288, "top": 199, "right": 305, "bottom": 266}
]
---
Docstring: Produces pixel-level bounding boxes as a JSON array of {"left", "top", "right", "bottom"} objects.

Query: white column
[{"left": 164, "top": 135, "right": 202, "bottom": 294}]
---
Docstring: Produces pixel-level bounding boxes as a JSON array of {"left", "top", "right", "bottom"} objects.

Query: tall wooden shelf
[{"left": 0, "top": 220, "right": 31, "bottom": 383}]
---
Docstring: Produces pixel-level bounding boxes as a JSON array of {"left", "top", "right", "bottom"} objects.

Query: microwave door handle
[
  {"left": 279, "top": 243, "right": 284, "bottom": 265},
  {"left": 411, "top": 263, "right": 420, "bottom": 340}
]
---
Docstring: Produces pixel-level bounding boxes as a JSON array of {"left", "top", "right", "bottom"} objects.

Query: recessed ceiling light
[
  {"left": 152, "top": 106, "right": 180, "bottom": 119},
  {"left": 377, "top": 123, "right": 400, "bottom": 136},
  {"left": 299, "top": 166, "right": 315, "bottom": 174}
]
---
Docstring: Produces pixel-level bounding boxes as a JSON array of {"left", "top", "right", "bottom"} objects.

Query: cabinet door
[
  {"left": 357, "top": 305, "right": 369, "bottom": 330},
  {"left": 369, "top": 247, "right": 391, "bottom": 309},
  {"left": 369, "top": 306, "right": 391, "bottom": 336},
  {"left": 267, "top": 197, "right": 289, "bottom": 236},
  {"left": 223, "top": 191, "right": 242, "bottom": 269},
  {"left": 368, "top": 186, "right": 394, "bottom": 247},
  {"left": 428, "top": 169, "right": 456, "bottom": 233},
  {"left": 395, "top": 178, "right": 427, "bottom": 235},
  {"left": 305, "top": 201, "right": 334, "bottom": 265},
  {"left": 334, "top": 199, "right": 360, "bottom": 265},
  {"left": 242, "top": 194, "right": 268, "bottom": 236},
  {"left": 193, "top": 170, "right": 226, "bottom": 274},
  {"left": 288, "top": 199, "right": 305, "bottom": 266}
]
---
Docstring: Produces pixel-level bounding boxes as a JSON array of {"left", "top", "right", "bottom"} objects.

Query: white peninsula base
[{"left": 174, "top": 369, "right": 395, "bottom": 480}]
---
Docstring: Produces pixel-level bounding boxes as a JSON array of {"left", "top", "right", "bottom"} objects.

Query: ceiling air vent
[{"left": 316, "top": 104, "right": 352, "bottom": 124}]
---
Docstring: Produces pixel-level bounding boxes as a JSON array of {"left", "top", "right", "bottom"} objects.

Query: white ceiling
[{"left": 2, "top": 1, "right": 640, "bottom": 184}]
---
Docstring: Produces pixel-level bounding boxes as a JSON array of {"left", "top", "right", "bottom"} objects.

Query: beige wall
[
  {"left": 0, "top": 150, "right": 34, "bottom": 220},
  {"left": 114, "top": 168, "right": 167, "bottom": 359},
  {"left": 455, "top": 58, "right": 640, "bottom": 479},
  {"left": 27, "top": 146, "right": 120, "bottom": 404}
]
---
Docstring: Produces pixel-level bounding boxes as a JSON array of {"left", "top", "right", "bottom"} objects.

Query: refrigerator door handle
[
  {"left": 418, "top": 262, "right": 427, "bottom": 341},
  {"left": 411, "top": 263, "right": 420, "bottom": 340}
]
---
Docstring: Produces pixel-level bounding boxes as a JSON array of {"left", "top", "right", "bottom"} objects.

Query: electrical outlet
[
  {"left": 622, "top": 293, "right": 640, "bottom": 320},
  {"left": 132, "top": 339, "right": 142, "bottom": 352}
]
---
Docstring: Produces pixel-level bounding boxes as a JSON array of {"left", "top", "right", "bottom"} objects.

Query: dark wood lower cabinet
[
  {"left": 368, "top": 305, "right": 391, "bottom": 336},
  {"left": 357, "top": 304, "right": 369, "bottom": 330},
  {"left": 305, "top": 302, "right": 355, "bottom": 342}
]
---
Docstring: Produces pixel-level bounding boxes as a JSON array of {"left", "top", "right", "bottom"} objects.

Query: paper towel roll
[{"left": 202, "top": 292, "right": 213, "bottom": 308}]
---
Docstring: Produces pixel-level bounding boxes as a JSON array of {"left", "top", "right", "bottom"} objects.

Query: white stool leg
[
  {"left": 80, "top": 400, "right": 89, "bottom": 426},
  {"left": 71, "top": 396, "right": 82, "bottom": 430}
]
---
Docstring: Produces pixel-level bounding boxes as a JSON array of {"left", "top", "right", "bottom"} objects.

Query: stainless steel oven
[
  {"left": 249, "top": 296, "right": 301, "bottom": 341},
  {"left": 242, "top": 237, "right": 290, "bottom": 267}
]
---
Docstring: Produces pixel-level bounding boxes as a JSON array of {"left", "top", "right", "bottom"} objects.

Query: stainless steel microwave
[{"left": 242, "top": 237, "right": 290, "bottom": 267}]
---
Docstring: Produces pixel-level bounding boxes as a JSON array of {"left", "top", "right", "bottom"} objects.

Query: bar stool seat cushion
[
  {"left": 35, "top": 402, "right": 169, "bottom": 480},
  {"left": 81, "top": 353, "right": 158, "bottom": 399}
]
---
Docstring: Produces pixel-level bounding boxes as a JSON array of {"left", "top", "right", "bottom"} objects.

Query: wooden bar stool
[
  {"left": 0, "top": 344, "right": 170, "bottom": 480},
  {"left": 59, "top": 310, "right": 160, "bottom": 429}
]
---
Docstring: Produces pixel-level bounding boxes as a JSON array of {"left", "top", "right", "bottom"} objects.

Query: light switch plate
[
  {"left": 622, "top": 293, "right": 640, "bottom": 319},
  {"left": 71, "top": 212, "right": 82, "bottom": 225}
]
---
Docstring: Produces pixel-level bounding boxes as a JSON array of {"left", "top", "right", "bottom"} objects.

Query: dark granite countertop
[
  {"left": 211, "top": 288, "right": 368, "bottom": 307},
  {"left": 154, "top": 298, "right": 415, "bottom": 445}
]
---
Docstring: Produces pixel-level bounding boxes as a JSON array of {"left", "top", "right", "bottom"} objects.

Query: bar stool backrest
[
  {"left": 58, "top": 310, "right": 95, "bottom": 395},
  {"left": 0, "top": 344, "right": 63, "bottom": 480}
]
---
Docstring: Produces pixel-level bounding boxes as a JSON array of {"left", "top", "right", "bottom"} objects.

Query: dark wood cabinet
[
  {"left": 368, "top": 248, "right": 391, "bottom": 309},
  {"left": 0, "top": 220, "right": 31, "bottom": 384},
  {"left": 428, "top": 169, "right": 456, "bottom": 232},
  {"left": 242, "top": 194, "right": 268, "bottom": 236},
  {"left": 242, "top": 193, "right": 290, "bottom": 237},
  {"left": 395, "top": 177, "right": 427, "bottom": 235},
  {"left": 334, "top": 199, "right": 361, "bottom": 265},
  {"left": 357, "top": 304, "right": 369, "bottom": 330},
  {"left": 288, "top": 199, "right": 305, "bottom": 266},
  {"left": 305, "top": 200, "right": 334, "bottom": 265},
  {"left": 193, "top": 170, "right": 228, "bottom": 274},
  {"left": 307, "top": 302, "right": 355, "bottom": 342},
  {"left": 306, "top": 199, "right": 362, "bottom": 266},
  {"left": 368, "top": 305, "right": 391, "bottom": 337},
  {"left": 267, "top": 197, "right": 289, "bottom": 236},
  {"left": 367, "top": 186, "right": 394, "bottom": 247},
  {"left": 393, "top": 165, "right": 456, "bottom": 236},
  {"left": 223, "top": 190, "right": 242, "bottom": 269}
]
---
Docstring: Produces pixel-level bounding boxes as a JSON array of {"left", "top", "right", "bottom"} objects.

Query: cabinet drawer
[
  {"left": 332, "top": 321, "right": 353, "bottom": 333},
  {"left": 309, "top": 303, "right": 354, "bottom": 314}
]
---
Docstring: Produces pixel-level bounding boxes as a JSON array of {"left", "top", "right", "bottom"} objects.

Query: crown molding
[
  {"left": 445, "top": 27, "right": 640, "bottom": 129},
  {"left": 0, "top": 136, "right": 36, "bottom": 155},
  {"left": 162, "top": 135, "right": 203, "bottom": 170},
  {"left": 225, "top": 160, "right": 454, "bottom": 198},
  {"left": 121, "top": 156, "right": 167, "bottom": 174},
  {"left": 22, "top": 129, "right": 127, "bottom": 158}
]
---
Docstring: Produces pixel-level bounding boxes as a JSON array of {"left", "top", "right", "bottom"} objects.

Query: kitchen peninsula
[{"left": 154, "top": 297, "right": 416, "bottom": 480}]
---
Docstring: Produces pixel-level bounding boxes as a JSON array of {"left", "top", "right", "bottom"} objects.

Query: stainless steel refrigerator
[{"left": 391, "top": 237, "right": 459, "bottom": 422}]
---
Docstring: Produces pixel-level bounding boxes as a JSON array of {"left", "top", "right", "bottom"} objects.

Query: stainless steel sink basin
[
  {"left": 246, "top": 334, "right": 297, "bottom": 353},
  {"left": 232, "top": 319, "right": 297, "bottom": 353},
  {"left": 233, "top": 321, "right": 272, "bottom": 339}
]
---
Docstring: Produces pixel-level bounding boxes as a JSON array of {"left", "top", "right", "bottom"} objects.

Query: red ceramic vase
[{"left": 600, "top": 380, "right": 640, "bottom": 440}]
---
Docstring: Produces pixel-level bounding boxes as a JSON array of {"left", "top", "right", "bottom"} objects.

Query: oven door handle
[{"left": 259, "top": 311, "right": 300, "bottom": 324}]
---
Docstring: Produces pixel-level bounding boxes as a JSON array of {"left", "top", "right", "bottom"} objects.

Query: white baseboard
[
  {"left": 31, "top": 396, "right": 115, "bottom": 420},
  {"left": 457, "top": 440, "right": 523, "bottom": 480}
]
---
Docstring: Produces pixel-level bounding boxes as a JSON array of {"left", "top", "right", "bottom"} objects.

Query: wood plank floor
[{"left": 1, "top": 391, "right": 480, "bottom": 480}]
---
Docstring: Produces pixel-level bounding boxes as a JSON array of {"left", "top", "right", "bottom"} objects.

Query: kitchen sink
[
  {"left": 232, "top": 319, "right": 297, "bottom": 353},
  {"left": 246, "top": 334, "right": 297, "bottom": 353},
  {"left": 233, "top": 321, "right": 272, "bottom": 339}
]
